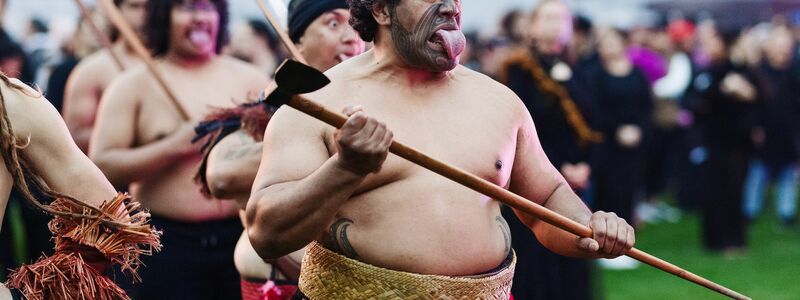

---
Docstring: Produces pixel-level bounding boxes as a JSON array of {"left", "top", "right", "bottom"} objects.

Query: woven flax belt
[{"left": 299, "top": 241, "right": 515, "bottom": 300}]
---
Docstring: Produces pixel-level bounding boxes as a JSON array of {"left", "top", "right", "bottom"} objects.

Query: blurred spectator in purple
[{"left": 627, "top": 47, "right": 666, "bottom": 84}]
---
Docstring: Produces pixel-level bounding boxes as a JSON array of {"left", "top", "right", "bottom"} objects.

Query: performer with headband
[
  {"left": 247, "top": 0, "right": 635, "bottom": 298},
  {"left": 63, "top": 0, "right": 147, "bottom": 153},
  {"left": 0, "top": 74, "right": 160, "bottom": 300},
  {"left": 194, "top": 1, "right": 364, "bottom": 299},
  {"left": 90, "top": 0, "right": 268, "bottom": 298}
]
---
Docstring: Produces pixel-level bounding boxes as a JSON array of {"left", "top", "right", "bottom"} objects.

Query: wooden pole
[
  {"left": 253, "top": 0, "right": 307, "bottom": 64},
  {"left": 73, "top": 0, "right": 125, "bottom": 70},
  {"left": 97, "top": 0, "right": 191, "bottom": 121}
]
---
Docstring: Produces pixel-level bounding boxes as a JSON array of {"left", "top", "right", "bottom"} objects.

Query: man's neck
[
  {"left": 164, "top": 50, "right": 214, "bottom": 69},
  {"left": 370, "top": 42, "right": 450, "bottom": 85}
]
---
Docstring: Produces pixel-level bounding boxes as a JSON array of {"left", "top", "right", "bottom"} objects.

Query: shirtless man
[
  {"left": 89, "top": 0, "right": 267, "bottom": 298},
  {"left": 197, "top": 0, "right": 364, "bottom": 298},
  {"left": 247, "top": 0, "right": 635, "bottom": 298},
  {"left": 0, "top": 75, "right": 159, "bottom": 299},
  {"left": 63, "top": 0, "right": 146, "bottom": 153}
]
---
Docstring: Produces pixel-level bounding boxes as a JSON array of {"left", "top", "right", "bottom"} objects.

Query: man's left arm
[
  {"left": 508, "top": 103, "right": 635, "bottom": 259},
  {"left": 206, "top": 130, "right": 263, "bottom": 204}
]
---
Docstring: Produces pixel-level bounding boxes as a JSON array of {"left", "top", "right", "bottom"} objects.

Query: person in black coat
[
  {"left": 683, "top": 28, "right": 758, "bottom": 253},
  {"left": 586, "top": 28, "right": 653, "bottom": 225}
]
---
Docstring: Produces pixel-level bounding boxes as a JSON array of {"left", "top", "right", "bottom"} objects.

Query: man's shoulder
[
  {"left": 73, "top": 49, "right": 117, "bottom": 74},
  {"left": 100, "top": 64, "right": 149, "bottom": 102},
  {"left": 218, "top": 56, "right": 267, "bottom": 76},
  {"left": 456, "top": 66, "right": 523, "bottom": 104},
  {"left": 113, "top": 63, "right": 149, "bottom": 84},
  {"left": 323, "top": 57, "right": 365, "bottom": 82},
  {"left": 2, "top": 78, "right": 55, "bottom": 132},
  {"left": 305, "top": 60, "right": 365, "bottom": 105}
]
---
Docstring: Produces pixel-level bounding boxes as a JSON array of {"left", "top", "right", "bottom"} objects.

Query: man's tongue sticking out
[
  {"left": 189, "top": 28, "right": 212, "bottom": 49},
  {"left": 433, "top": 29, "right": 466, "bottom": 59}
]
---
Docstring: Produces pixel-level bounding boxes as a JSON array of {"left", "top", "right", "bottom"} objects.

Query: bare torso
[
  {"left": 64, "top": 43, "right": 141, "bottom": 151},
  {"left": 305, "top": 54, "right": 523, "bottom": 275},
  {"left": 128, "top": 57, "right": 264, "bottom": 221}
]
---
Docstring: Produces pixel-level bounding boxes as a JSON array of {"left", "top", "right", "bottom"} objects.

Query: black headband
[{"left": 288, "top": 0, "right": 349, "bottom": 43}]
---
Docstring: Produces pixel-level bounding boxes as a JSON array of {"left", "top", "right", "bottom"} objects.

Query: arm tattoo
[
  {"left": 496, "top": 216, "right": 511, "bottom": 254},
  {"left": 328, "top": 218, "right": 361, "bottom": 259},
  {"left": 221, "top": 134, "right": 260, "bottom": 161},
  {"left": 222, "top": 146, "right": 255, "bottom": 161}
]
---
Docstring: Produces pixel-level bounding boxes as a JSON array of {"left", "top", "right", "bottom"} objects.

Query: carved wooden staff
[
  {"left": 73, "top": 0, "right": 125, "bottom": 70},
  {"left": 97, "top": 0, "right": 190, "bottom": 121}
]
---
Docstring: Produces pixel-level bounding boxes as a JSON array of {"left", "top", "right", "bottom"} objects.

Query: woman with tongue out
[
  {"left": 89, "top": 0, "right": 270, "bottom": 299},
  {"left": 246, "top": 0, "right": 636, "bottom": 299}
]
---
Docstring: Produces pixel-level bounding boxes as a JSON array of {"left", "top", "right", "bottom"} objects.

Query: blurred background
[{"left": 1, "top": 0, "right": 799, "bottom": 299}]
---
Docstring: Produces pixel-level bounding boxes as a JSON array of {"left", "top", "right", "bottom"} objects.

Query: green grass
[{"left": 600, "top": 212, "right": 800, "bottom": 300}]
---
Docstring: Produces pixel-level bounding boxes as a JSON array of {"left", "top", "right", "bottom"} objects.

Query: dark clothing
[
  {"left": 501, "top": 206, "right": 593, "bottom": 300},
  {"left": 585, "top": 65, "right": 653, "bottom": 221},
  {"left": 684, "top": 60, "right": 757, "bottom": 251},
  {"left": 703, "top": 147, "right": 749, "bottom": 250},
  {"left": 45, "top": 56, "right": 79, "bottom": 113},
  {"left": 683, "top": 62, "right": 758, "bottom": 150},
  {"left": 0, "top": 30, "right": 35, "bottom": 84},
  {"left": 505, "top": 56, "right": 596, "bottom": 167},
  {"left": 0, "top": 194, "right": 55, "bottom": 284},
  {"left": 124, "top": 215, "right": 242, "bottom": 300},
  {"left": 752, "top": 62, "right": 800, "bottom": 168},
  {"left": 501, "top": 54, "right": 594, "bottom": 300}
]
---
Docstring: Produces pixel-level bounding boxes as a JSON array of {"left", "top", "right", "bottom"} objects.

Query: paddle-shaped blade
[{"left": 266, "top": 59, "right": 331, "bottom": 107}]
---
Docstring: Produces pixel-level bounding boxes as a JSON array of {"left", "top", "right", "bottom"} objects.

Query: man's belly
[
  {"left": 131, "top": 163, "right": 239, "bottom": 222},
  {"left": 324, "top": 180, "right": 511, "bottom": 276}
]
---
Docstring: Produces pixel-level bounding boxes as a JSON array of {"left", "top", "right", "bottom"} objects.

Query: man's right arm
[
  {"left": 62, "top": 62, "right": 101, "bottom": 153},
  {"left": 246, "top": 106, "right": 392, "bottom": 259},
  {"left": 89, "top": 74, "right": 196, "bottom": 186}
]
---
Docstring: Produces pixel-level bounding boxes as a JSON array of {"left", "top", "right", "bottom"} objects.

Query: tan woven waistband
[{"left": 298, "top": 242, "right": 515, "bottom": 300}]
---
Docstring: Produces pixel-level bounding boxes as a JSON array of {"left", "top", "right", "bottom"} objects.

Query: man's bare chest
[
  {"left": 134, "top": 82, "right": 253, "bottom": 144},
  {"left": 321, "top": 99, "right": 519, "bottom": 188}
]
